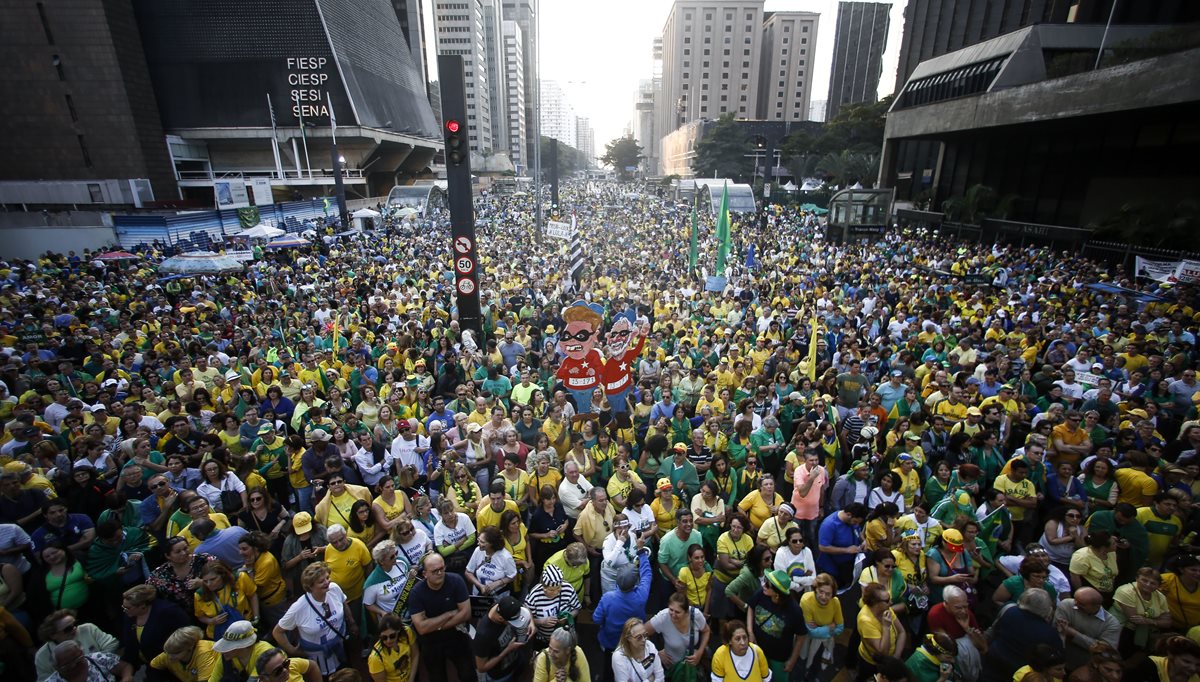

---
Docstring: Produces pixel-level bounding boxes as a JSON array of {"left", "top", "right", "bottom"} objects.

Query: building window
[
  {"left": 744, "top": 37, "right": 751, "bottom": 43},
  {"left": 684, "top": 37, "right": 690, "bottom": 43},
  {"left": 52, "top": 54, "right": 65, "bottom": 81},
  {"left": 705, "top": 13, "right": 712, "bottom": 20},
  {"left": 723, "top": 49, "right": 730, "bottom": 55},
  {"left": 683, "top": 61, "right": 690, "bottom": 67},
  {"left": 65, "top": 94, "right": 77, "bottom": 122},
  {"left": 725, "top": 13, "right": 732, "bottom": 20},
  {"left": 723, "top": 61, "right": 729, "bottom": 67},
  {"left": 702, "top": 61, "right": 709, "bottom": 67},
  {"left": 87, "top": 183, "right": 103, "bottom": 202},
  {"left": 683, "top": 48, "right": 690, "bottom": 55},
  {"left": 77, "top": 134, "right": 91, "bottom": 167},
  {"left": 802, "top": 26, "right": 809, "bottom": 32},
  {"left": 784, "top": 25, "right": 791, "bottom": 32}
]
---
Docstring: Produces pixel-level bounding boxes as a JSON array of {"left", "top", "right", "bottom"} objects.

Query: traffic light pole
[{"left": 438, "top": 54, "right": 482, "bottom": 337}]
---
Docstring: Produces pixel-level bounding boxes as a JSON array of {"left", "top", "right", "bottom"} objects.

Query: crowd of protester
[{"left": 0, "top": 179, "right": 1199, "bottom": 682}]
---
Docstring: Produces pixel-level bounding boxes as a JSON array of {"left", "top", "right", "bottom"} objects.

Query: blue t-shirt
[
  {"left": 31, "top": 514, "right": 94, "bottom": 553},
  {"left": 816, "top": 513, "right": 860, "bottom": 573}
]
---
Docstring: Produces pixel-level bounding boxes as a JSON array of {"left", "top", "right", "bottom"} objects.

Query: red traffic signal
[
  {"left": 445, "top": 119, "right": 466, "bottom": 166},
  {"left": 446, "top": 119, "right": 461, "bottom": 133}
]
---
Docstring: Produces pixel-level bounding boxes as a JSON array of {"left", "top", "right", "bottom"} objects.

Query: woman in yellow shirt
[
  {"left": 799, "top": 574, "right": 844, "bottom": 674},
  {"left": 367, "top": 614, "right": 419, "bottom": 682},
  {"left": 237, "top": 531, "right": 288, "bottom": 628},
  {"left": 737, "top": 475, "right": 782, "bottom": 532},
  {"left": 149, "top": 626, "right": 220, "bottom": 682},
  {"left": 194, "top": 561, "right": 258, "bottom": 639},
  {"left": 650, "top": 480, "right": 679, "bottom": 538},
  {"left": 710, "top": 621, "right": 771, "bottom": 682},
  {"left": 677, "top": 543, "right": 712, "bottom": 611},
  {"left": 857, "top": 582, "right": 906, "bottom": 674}
]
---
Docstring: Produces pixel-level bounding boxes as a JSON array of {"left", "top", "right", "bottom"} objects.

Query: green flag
[
  {"left": 322, "top": 197, "right": 331, "bottom": 216},
  {"left": 688, "top": 198, "right": 698, "bottom": 272},
  {"left": 715, "top": 181, "right": 731, "bottom": 272}
]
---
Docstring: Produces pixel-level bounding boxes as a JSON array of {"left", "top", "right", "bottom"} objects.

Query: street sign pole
[{"left": 438, "top": 54, "right": 482, "bottom": 337}]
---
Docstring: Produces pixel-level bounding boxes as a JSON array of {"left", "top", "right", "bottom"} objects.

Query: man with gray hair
[
  {"left": 557, "top": 461, "right": 592, "bottom": 520},
  {"left": 47, "top": 640, "right": 133, "bottom": 682},
  {"left": 983, "top": 588, "right": 1064, "bottom": 682},
  {"left": 1055, "top": 587, "right": 1121, "bottom": 670},
  {"left": 927, "top": 585, "right": 986, "bottom": 681}
]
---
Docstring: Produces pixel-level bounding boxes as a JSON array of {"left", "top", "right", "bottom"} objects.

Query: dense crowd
[{"left": 1, "top": 179, "right": 1199, "bottom": 682}]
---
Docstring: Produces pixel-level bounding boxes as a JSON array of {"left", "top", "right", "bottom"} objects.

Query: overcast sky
[{"left": 427, "top": 0, "right": 907, "bottom": 155}]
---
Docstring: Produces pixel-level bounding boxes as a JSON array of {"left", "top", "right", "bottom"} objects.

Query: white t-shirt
[
  {"left": 624, "top": 504, "right": 657, "bottom": 538},
  {"left": 397, "top": 528, "right": 433, "bottom": 567},
  {"left": 278, "top": 582, "right": 347, "bottom": 674},
  {"left": 196, "top": 472, "right": 246, "bottom": 512},
  {"left": 390, "top": 434, "right": 429, "bottom": 474},
  {"left": 612, "top": 640, "right": 664, "bottom": 682},
  {"left": 465, "top": 547, "right": 517, "bottom": 594},
  {"left": 433, "top": 513, "right": 475, "bottom": 549},
  {"left": 363, "top": 563, "right": 414, "bottom": 618},
  {"left": 558, "top": 477, "right": 593, "bottom": 520}
]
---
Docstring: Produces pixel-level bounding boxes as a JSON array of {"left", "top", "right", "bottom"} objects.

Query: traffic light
[{"left": 445, "top": 119, "right": 466, "bottom": 166}]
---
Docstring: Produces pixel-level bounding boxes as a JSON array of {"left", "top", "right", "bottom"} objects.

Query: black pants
[{"left": 423, "top": 637, "right": 476, "bottom": 682}]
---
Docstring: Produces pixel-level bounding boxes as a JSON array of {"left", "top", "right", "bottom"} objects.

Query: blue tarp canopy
[{"left": 1085, "top": 282, "right": 1169, "bottom": 304}]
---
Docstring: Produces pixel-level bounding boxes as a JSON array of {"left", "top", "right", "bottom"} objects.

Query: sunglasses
[
  {"left": 268, "top": 660, "right": 290, "bottom": 678},
  {"left": 560, "top": 329, "right": 595, "bottom": 342},
  {"left": 380, "top": 631, "right": 400, "bottom": 641},
  {"left": 150, "top": 482, "right": 168, "bottom": 489},
  {"left": 329, "top": 480, "right": 345, "bottom": 486}
]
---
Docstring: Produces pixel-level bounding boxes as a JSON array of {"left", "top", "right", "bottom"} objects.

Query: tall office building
[
  {"left": 501, "top": 20, "right": 527, "bottom": 169},
  {"left": 501, "top": 0, "right": 538, "bottom": 161},
  {"left": 757, "top": 11, "right": 819, "bottom": 121},
  {"left": 540, "top": 80, "right": 576, "bottom": 149},
  {"left": 433, "top": 0, "right": 493, "bottom": 154},
  {"left": 655, "top": 0, "right": 765, "bottom": 165},
  {"left": 389, "top": 0, "right": 429, "bottom": 89},
  {"left": 481, "top": 0, "right": 507, "bottom": 157},
  {"left": 826, "top": 1, "right": 890, "bottom": 119},
  {"left": 575, "top": 117, "right": 595, "bottom": 163},
  {"left": 634, "top": 79, "right": 658, "bottom": 173},
  {"left": 891, "top": 0, "right": 1199, "bottom": 93}
]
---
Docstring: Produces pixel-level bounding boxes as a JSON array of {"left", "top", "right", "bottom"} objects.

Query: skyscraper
[
  {"left": 433, "top": 0, "right": 493, "bottom": 154},
  {"left": 655, "top": 0, "right": 766, "bottom": 166},
  {"left": 575, "top": 117, "right": 595, "bottom": 163},
  {"left": 826, "top": 1, "right": 890, "bottom": 119},
  {"left": 501, "top": 20, "right": 527, "bottom": 169},
  {"left": 540, "top": 80, "right": 576, "bottom": 149},
  {"left": 482, "top": 0, "right": 507, "bottom": 157},
  {"left": 389, "top": 0, "right": 429, "bottom": 89},
  {"left": 757, "top": 11, "right": 819, "bottom": 122},
  {"left": 501, "top": 0, "right": 538, "bottom": 162}
]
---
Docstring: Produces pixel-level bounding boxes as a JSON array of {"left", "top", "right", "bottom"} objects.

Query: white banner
[
  {"left": 1135, "top": 256, "right": 1200, "bottom": 284},
  {"left": 546, "top": 220, "right": 575, "bottom": 240},
  {"left": 250, "top": 177, "right": 274, "bottom": 206},
  {"left": 214, "top": 180, "right": 251, "bottom": 209},
  {"left": 224, "top": 250, "right": 256, "bottom": 261}
]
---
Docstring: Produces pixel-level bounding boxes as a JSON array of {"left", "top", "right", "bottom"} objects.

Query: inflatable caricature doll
[
  {"left": 600, "top": 309, "right": 648, "bottom": 424},
  {"left": 556, "top": 300, "right": 605, "bottom": 414}
]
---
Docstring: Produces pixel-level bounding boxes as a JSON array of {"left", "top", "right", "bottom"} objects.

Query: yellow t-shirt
[
  {"left": 326, "top": 537, "right": 373, "bottom": 600},
  {"left": 151, "top": 639, "right": 220, "bottom": 682},
  {"left": 1138, "top": 506, "right": 1183, "bottom": 568},
  {"left": 289, "top": 450, "right": 310, "bottom": 490},
  {"left": 799, "top": 591, "right": 843, "bottom": 628},
  {"left": 1161, "top": 572, "right": 1200, "bottom": 630},
  {"left": 178, "top": 513, "right": 231, "bottom": 551},
  {"left": 857, "top": 608, "right": 901, "bottom": 665},
  {"left": 248, "top": 552, "right": 287, "bottom": 606},
  {"left": 1069, "top": 547, "right": 1117, "bottom": 593},
  {"left": 207, "top": 641, "right": 275, "bottom": 682},
  {"left": 476, "top": 499, "right": 519, "bottom": 532},
  {"left": 374, "top": 495, "right": 407, "bottom": 524},
  {"left": 323, "top": 491, "right": 360, "bottom": 528},
  {"left": 1114, "top": 468, "right": 1158, "bottom": 507},
  {"left": 993, "top": 475, "right": 1036, "bottom": 521},
  {"left": 710, "top": 644, "right": 770, "bottom": 682},
  {"left": 737, "top": 490, "right": 782, "bottom": 531},
  {"left": 278, "top": 656, "right": 313, "bottom": 682},
  {"left": 678, "top": 565, "right": 711, "bottom": 608},
  {"left": 650, "top": 497, "right": 678, "bottom": 538},
  {"left": 893, "top": 467, "right": 921, "bottom": 508},
  {"left": 367, "top": 628, "right": 417, "bottom": 682},
  {"left": 606, "top": 472, "right": 644, "bottom": 510},
  {"left": 715, "top": 532, "right": 754, "bottom": 583},
  {"left": 194, "top": 572, "right": 257, "bottom": 638}
]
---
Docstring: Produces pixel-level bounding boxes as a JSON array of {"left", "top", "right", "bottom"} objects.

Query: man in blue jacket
[{"left": 593, "top": 542, "right": 651, "bottom": 680}]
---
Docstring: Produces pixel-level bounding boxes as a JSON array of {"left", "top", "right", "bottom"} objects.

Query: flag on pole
[
  {"left": 687, "top": 198, "right": 698, "bottom": 272},
  {"left": 567, "top": 213, "right": 584, "bottom": 292},
  {"left": 715, "top": 181, "right": 731, "bottom": 272},
  {"left": 806, "top": 313, "right": 819, "bottom": 381}
]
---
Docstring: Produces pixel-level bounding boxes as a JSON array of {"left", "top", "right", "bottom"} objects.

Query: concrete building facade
[
  {"left": 434, "top": 0, "right": 494, "bottom": 154},
  {"left": 757, "top": 11, "right": 819, "bottom": 122},
  {"left": 501, "top": 0, "right": 538, "bottom": 162},
  {"left": 655, "top": 0, "right": 765, "bottom": 166},
  {"left": 501, "top": 20, "right": 527, "bottom": 169},
  {"left": 575, "top": 116, "right": 595, "bottom": 163},
  {"left": 540, "top": 80, "right": 576, "bottom": 149},
  {"left": 826, "top": 1, "right": 890, "bottom": 120}
]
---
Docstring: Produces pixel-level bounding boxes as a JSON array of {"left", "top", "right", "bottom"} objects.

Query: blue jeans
[{"left": 568, "top": 388, "right": 594, "bottom": 413}]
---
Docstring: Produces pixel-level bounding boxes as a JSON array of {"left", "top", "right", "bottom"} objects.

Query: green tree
[
  {"left": 814, "top": 150, "right": 880, "bottom": 187},
  {"left": 600, "top": 135, "right": 644, "bottom": 179},
  {"left": 692, "top": 114, "right": 752, "bottom": 180},
  {"left": 941, "top": 184, "right": 1019, "bottom": 223},
  {"left": 541, "top": 136, "right": 590, "bottom": 176}
]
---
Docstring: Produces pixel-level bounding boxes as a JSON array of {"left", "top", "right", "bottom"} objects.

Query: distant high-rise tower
[
  {"left": 540, "top": 80, "right": 576, "bottom": 149},
  {"left": 389, "top": 0, "right": 429, "bottom": 89},
  {"left": 501, "top": 20, "right": 527, "bottom": 169},
  {"left": 433, "top": 0, "right": 493, "bottom": 154},
  {"left": 827, "top": 2, "right": 889, "bottom": 119},
  {"left": 575, "top": 116, "right": 594, "bottom": 164},
  {"left": 656, "top": 1, "right": 766, "bottom": 166},
  {"left": 502, "top": 0, "right": 538, "bottom": 161},
  {"left": 757, "top": 11, "right": 819, "bottom": 121},
  {"left": 482, "top": 0, "right": 507, "bottom": 157}
]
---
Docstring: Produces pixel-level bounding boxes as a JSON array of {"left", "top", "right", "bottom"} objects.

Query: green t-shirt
[{"left": 657, "top": 528, "right": 702, "bottom": 578}]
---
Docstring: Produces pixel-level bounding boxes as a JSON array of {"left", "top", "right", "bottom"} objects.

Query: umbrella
[
  {"left": 157, "top": 251, "right": 243, "bottom": 274},
  {"left": 394, "top": 207, "right": 419, "bottom": 217},
  {"left": 237, "top": 224, "right": 285, "bottom": 239},
  {"left": 95, "top": 250, "right": 140, "bottom": 261},
  {"left": 265, "top": 236, "right": 310, "bottom": 249},
  {"left": 350, "top": 208, "right": 382, "bottom": 219}
]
